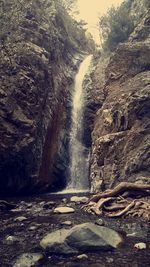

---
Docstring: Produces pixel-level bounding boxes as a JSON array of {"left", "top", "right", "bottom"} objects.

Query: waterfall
[{"left": 68, "top": 55, "right": 92, "bottom": 191}]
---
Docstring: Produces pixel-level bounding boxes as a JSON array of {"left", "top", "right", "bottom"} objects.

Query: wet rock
[
  {"left": 40, "top": 223, "right": 123, "bottom": 255},
  {"left": 54, "top": 207, "right": 75, "bottom": 214},
  {"left": 14, "top": 216, "right": 27, "bottom": 222},
  {"left": 134, "top": 242, "right": 146, "bottom": 250},
  {"left": 76, "top": 254, "right": 88, "bottom": 260},
  {"left": 13, "top": 253, "right": 43, "bottom": 267},
  {"left": 95, "top": 219, "right": 105, "bottom": 226},
  {"left": 70, "top": 196, "right": 88, "bottom": 204}
]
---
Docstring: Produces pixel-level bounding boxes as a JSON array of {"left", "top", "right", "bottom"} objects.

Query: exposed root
[
  {"left": 90, "top": 197, "right": 113, "bottom": 215},
  {"left": 90, "top": 182, "right": 150, "bottom": 202},
  {"left": 107, "top": 200, "right": 135, "bottom": 218},
  {"left": 104, "top": 203, "right": 126, "bottom": 211},
  {"left": 83, "top": 183, "right": 150, "bottom": 220}
]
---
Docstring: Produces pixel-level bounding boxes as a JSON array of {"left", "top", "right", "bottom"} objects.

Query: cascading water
[{"left": 67, "top": 55, "right": 93, "bottom": 191}]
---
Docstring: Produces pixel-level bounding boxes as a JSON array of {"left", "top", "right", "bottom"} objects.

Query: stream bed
[{"left": 0, "top": 193, "right": 150, "bottom": 267}]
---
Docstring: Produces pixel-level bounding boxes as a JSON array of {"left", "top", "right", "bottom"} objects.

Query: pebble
[
  {"left": 54, "top": 207, "right": 75, "bottom": 214},
  {"left": 106, "top": 257, "right": 114, "bottom": 263},
  {"left": 13, "top": 253, "right": 43, "bottom": 267},
  {"left": 11, "top": 208, "right": 22, "bottom": 212},
  {"left": 29, "top": 226, "right": 37, "bottom": 231},
  {"left": 95, "top": 219, "right": 104, "bottom": 226},
  {"left": 14, "top": 216, "right": 27, "bottom": 222},
  {"left": 70, "top": 196, "right": 88, "bottom": 203},
  {"left": 39, "top": 201, "right": 45, "bottom": 206},
  {"left": 60, "top": 221, "right": 72, "bottom": 226},
  {"left": 76, "top": 254, "right": 88, "bottom": 260},
  {"left": 127, "top": 232, "right": 137, "bottom": 237},
  {"left": 5, "top": 236, "right": 20, "bottom": 244},
  {"left": 134, "top": 242, "right": 146, "bottom": 250}
]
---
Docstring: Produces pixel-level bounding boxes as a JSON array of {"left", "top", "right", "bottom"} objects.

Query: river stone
[
  {"left": 60, "top": 221, "right": 72, "bottom": 226},
  {"left": 29, "top": 226, "right": 38, "bottom": 231},
  {"left": 40, "top": 223, "right": 123, "bottom": 255},
  {"left": 76, "top": 254, "right": 88, "bottom": 260},
  {"left": 54, "top": 207, "right": 75, "bottom": 214},
  {"left": 134, "top": 242, "right": 146, "bottom": 249},
  {"left": 13, "top": 253, "right": 43, "bottom": 267},
  {"left": 14, "top": 216, "right": 27, "bottom": 222},
  {"left": 70, "top": 196, "right": 88, "bottom": 203},
  {"left": 95, "top": 219, "right": 105, "bottom": 226},
  {"left": 4, "top": 236, "right": 20, "bottom": 245}
]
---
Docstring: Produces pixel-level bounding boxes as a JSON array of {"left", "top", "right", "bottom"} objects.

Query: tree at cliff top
[
  {"left": 62, "top": 0, "right": 77, "bottom": 11},
  {"left": 99, "top": 0, "right": 134, "bottom": 52}
]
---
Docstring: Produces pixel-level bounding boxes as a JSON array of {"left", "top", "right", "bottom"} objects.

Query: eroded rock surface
[
  {"left": 0, "top": 0, "right": 91, "bottom": 195},
  {"left": 90, "top": 0, "right": 150, "bottom": 192}
]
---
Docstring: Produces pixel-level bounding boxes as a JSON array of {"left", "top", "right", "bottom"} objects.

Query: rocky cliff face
[
  {"left": 0, "top": 0, "right": 90, "bottom": 195},
  {"left": 90, "top": 0, "right": 150, "bottom": 192}
]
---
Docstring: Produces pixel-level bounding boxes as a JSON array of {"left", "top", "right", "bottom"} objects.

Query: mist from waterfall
[{"left": 68, "top": 55, "right": 92, "bottom": 190}]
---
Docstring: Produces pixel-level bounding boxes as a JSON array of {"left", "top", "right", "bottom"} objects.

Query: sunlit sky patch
[{"left": 76, "top": 0, "right": 124, "bottom": 44}]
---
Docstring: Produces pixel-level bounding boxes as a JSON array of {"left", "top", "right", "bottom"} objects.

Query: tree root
[
  {"left": 83, "top": 182, "right": 150, "bottom": 220},
  {"left": 104, "top": 203, "right": 126, "bottom": 211},
  {"left": 90, "top": 182, "right": 150, "bottom": 202},
  {"left": 91, "top": 197, "right": 114, "bottom": 215},
  {"left": 107, "top": 200, "right": 136, "bottom": 218}
]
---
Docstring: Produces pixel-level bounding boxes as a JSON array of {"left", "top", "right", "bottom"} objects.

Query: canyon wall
[
  {"left": 0, "top": 0, "right": 91, "bottom": 195},
  {"left": 90, "top": 0, "right": 150, "bottom": 192}
]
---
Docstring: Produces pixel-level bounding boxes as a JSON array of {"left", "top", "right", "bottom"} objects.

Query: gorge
[{"left": 0, "top": 0, "right": 150, "bottom": 266}]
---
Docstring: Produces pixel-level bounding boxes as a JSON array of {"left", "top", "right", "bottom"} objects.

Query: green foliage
[
  {"left": 99, "top": 0, "right": 134, "bottom": 52},
  {"left": 0, "top": 0, "right": 92, "bottom": 69}
]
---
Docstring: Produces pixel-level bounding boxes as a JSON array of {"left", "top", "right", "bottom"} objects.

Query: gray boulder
[{"left": 40, "top": 223, "right": 123, "bottom": 255}]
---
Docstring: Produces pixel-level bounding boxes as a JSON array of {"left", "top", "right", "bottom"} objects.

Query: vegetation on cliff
[
  {"left": 99, "top": 0, "right": 149, "bottom": 51},
  {"left": 99, "top": 0, "right": 134, "bottom": 51}
]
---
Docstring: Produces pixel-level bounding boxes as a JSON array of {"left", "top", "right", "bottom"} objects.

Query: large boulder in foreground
[{"left": 40, "top": 223, "right": 123, "bottom": 255}]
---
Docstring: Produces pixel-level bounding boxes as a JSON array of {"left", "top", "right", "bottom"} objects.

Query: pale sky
[{"left": 76, "top": 0, "right": 124, "bottom": 43}]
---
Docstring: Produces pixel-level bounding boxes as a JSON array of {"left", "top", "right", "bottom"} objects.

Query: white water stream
[{"left": 67, "top": 55, "right": 92, "bottom": 190}]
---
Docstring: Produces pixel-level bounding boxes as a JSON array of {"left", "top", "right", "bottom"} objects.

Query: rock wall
[
  {"left": 0, "top": 0, "right": 91, "bottom": 195},
  {"left": 90, "top": 0, "right": 150, "bottom": 192}
]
